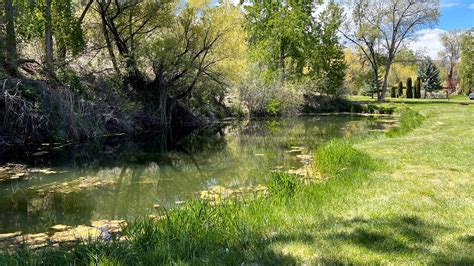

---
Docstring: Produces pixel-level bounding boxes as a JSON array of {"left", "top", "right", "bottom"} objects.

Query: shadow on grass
[{"left": 316, "top": 214, "right": 473, "bottom": 264}]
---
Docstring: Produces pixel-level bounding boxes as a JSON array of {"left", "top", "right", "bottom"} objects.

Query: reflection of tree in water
[
  {"left": 0, "top": 190, "right": 95, "bottom": 233},
  {"left": 0, "top": 126, "right": 230, "bottom": 233},
  {"left": 0, "top": 117, "right": 392, "bottom": 234}
]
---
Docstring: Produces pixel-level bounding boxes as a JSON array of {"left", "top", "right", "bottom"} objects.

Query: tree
[
  {"left": 15, "top": 0, "right": 86, "bottom": 69},
  {"left": 415, "top": 77, "right": 421, "bottom": 98},
  {"left": 3, "top": 0, "right": 18, "bottom": 76},
  {"left": 44, "top": 0, "right": 53, "bottom": 67},
  {"left": 398, "top": 80, "right": 403, "bottom": 97},
  {"left": 97, "top": 0, "right": 242, "bottom": 126},
  {"left": 391, "top": 86, "right": 396, "bottom": 98},
  {"left": 406, "top": 77, "right": 413, "bottom": 98},
  {"left": 244, "top": 0, "right": 315, "bottom": 83},
  {"left": 308, "top": 1, "right": 347, "bottom": 96},
  {"left": 341, "top": 0, "right": 439, "bottom": 101},
  {"left": 439, "top": 30, "right": 461, "bottom": 95},
  {"left": 418, "top": 57, "right": 441, "bottom": 97},
  {"left": 459, "top": 28, "right": 473, "bottom": 94}
]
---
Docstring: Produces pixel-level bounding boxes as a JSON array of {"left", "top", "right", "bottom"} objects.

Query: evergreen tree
[
  {"left": 415, "top": 77, "right": 422, "bottom": 98},
  {"left": 398, "top": 81, "right": 404, "bottom": 97},
  {"left": 391, "top": 86, "right": 396, "bottom": 98},
  {"left": 406, "top": 77, "right": 413, "bottom": 98},
  {"left": 418, "top": 57, "right": 441, "bottom": 97}
]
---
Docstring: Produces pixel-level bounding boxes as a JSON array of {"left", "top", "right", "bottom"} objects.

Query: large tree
[
  {"left": 342, "top": 0, "right": 439, "bottom": 101},
  {"left": 439, "top": 30, "right": 461, "bottom": 94},
  {"left": 459, "top": 28, "right": 473, "bottom": 94},
  {"left": 96, "top": 0, "right": 242, "bottom": 126},
  {"left": 308, "top": 1, "right": 346, "bottom": 96},
  {"left": 244, "top": 0, "right": 315, "bottom": 83}
]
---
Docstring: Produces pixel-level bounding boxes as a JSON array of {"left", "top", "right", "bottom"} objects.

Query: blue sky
[
  {"left": 439, "top": 0, "right": 474, "bottom": 30},
  {"left": 405, "top": 0, "right": 473, "bottom": 59}
]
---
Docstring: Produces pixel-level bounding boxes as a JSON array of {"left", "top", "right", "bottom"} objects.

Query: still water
[{"left": 0, "top": 115, "right": 393, "bottom": 234}]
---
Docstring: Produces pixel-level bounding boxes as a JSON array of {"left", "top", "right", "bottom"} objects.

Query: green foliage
[
  {"left": 264, "top": 98, "right": 283, "bottom": 116},
  {"left": 459, "top": 28, "right": 474, "bottom": 94},
  {"left": 56, "top": 68, "right": 92, "bottom": 99},
  {"left": 386, "top": 108, "right": 424, "bottom": 137},
  {"left": 418, "top": 57, "right": 442, "bottom": 95},
  {"left": 308, "top": 2, "right": 347, "bottom": 96},
  {"left": 398, "top": 81, "right": 403, "bottom": 97},
  {"left": 244, "top": 0, "right": 346, "bottom": 95},
  {"left": 52, "top": 0, "right": 85, "bottom": 56},
  {"left": 15, "top": 0, "right": 85, "bottom": 56},
  {"left": 244, "top": 0, "right": 315, "bottom": 81}
]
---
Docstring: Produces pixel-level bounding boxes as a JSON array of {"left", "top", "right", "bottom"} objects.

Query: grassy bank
[{"left": 1, "top": 101, "right": 473, "bottom": 264}]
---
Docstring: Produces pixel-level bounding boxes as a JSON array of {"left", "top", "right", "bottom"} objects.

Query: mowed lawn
[{"left": 287, "top": 100, "right": 474, "bottom": 264}]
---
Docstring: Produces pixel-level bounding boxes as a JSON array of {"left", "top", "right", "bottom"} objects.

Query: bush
[
  {"left": 398, "top": 81, "right": 404, "bottom": 97},
  {"left": 302, "top": 95, "right": 353, "bottom": 113},
  {"left": 415, "top": 77, "right": 422, "bottom": 99},
  {"left": 406, "top": 77, "right": 413, "bottom": 98},
  {"left": 0, "top": 79, "right": 135, "bottom": 144},
  {"left": 391, "top": 86, "right": 396, "bottom": 98},
  {"left": 239, "top": 76, "right": 303, "bottom": 116}
]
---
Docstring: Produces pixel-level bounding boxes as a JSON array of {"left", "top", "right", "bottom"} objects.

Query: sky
[{"left": 409, "top": 0, "right": 474, "bottom": 59}]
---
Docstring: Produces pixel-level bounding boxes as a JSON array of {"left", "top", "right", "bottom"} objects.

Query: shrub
[
  {"left": 302, "top": 95, "right": 353, "bottom": 113},
  {"left": 398, "top": 81, "right": 404, "bottom": 97},
  {"left": 238, "top": 74, "right": 303, "bottom": 116},
  {"left": 264, "top": 98, "right": 283, "bottom": 116},
  {"left": 391, "top": 86, "right": 397, "bottom": 98},
  {"left": 415, "top": 77, "right": 422, "bottom": 99},
  {"left": 406, "top": 77, "right": 413, "bottom": 98}
]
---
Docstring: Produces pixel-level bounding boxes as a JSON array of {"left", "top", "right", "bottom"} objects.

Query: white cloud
[
  {"left": 440, "top": 2, "right": 459, "bottom": 8},
  {"left": 469, "top": 3, "right": 474, "bottom": 9},
  {"left": 407, "top": 28, "right": 446, "bottom": 60}
]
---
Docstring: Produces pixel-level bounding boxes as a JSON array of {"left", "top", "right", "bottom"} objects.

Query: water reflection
[{"left": 0, "top": 116, "right": 393, "bottom": 233}]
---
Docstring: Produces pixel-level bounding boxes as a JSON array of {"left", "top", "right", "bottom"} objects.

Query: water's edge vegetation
[{"left": 0, "top": 107, "right": 425, "bottom": 264}]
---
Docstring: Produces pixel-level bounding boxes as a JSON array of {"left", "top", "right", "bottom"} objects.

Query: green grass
[
  {"left": 385, "top": 107, "right": 425, "bottom": 137},
  {"left": 1, "top": 101, "right": 473, "bottom": 264},
  {"left": 349, "top": 94, "right": 472, "bottom": 104}
]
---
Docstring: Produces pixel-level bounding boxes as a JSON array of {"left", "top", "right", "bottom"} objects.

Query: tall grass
[{"left": 385, "top": 107, "right": 424, "bottom": 137}]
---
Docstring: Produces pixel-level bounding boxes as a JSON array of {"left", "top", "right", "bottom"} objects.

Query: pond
[{"left": 0, "top": 115, "right": 395, "bottom": 234}]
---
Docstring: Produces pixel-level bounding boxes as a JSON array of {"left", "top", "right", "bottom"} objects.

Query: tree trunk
[
  {"left": 0, "top": 9, "right": 4, "bottom": 65},
  {"left": 154, "top": 83, "right": 171, "bottom": 126},
  {"left": 100, "top": 12, "right": 120, "bottom": 76},
  {"left": 380, "top": 57, "right": 393, "bottom": 102},
  {"left": 373, "top": 67, "right": 380, "bottom": 100},
  {"left": 4, "top": 0, "right": 18, "bottom": 76},
  {"left": 44, "top": 0, "right": 54, "bottom": 68}
]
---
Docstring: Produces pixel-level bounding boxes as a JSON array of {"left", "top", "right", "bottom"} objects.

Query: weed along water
[{"left": 0, "top": 116, "right": 393, "bottom": 237}]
